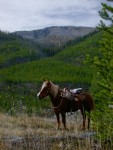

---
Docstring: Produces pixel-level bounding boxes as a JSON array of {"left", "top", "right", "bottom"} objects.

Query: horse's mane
[{"left": 50, "top": 81, "right": 59, "bottom": 98}]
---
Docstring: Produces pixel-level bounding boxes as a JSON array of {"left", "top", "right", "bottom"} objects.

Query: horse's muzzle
[
  {"left": 37, "top": 95, "right": 42, "bottom": 100},
  {"left": 38, "top": 96, "right": 42, "bottom": 100}
]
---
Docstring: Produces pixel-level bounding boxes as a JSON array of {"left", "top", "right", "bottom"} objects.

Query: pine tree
[{"left": 91, "top": 2, "right": 113, "bottom": 140}]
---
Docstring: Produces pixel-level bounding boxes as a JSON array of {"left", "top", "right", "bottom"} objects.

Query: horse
[{"left": 37, "top": 80, "right": 94, "bottom": 130}]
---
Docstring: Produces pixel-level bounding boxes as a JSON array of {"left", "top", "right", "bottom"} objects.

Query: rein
[
  {"left": 52, "top": 97, "right": 64, "bottom": 111},
  {"left": 49, "top": 87, "right": 64, "bottom": 112}
]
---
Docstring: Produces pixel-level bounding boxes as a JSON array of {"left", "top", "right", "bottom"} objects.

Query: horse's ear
[
  {"left": 46, "top": 80, "right": 51, "bottom": 85},
  {"left": 47, "top": 79, "right": 50, "bottom": 83}
]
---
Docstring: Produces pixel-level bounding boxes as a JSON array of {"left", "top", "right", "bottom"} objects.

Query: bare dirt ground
[{"left": 0, "top": 112, "right": 99, "bottom": 150}]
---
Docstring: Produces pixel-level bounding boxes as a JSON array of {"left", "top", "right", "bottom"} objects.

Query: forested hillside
[
  {"left": 54, "top": 31, "right": 102, "bottom": 65},
  {"left": 0, "top": 28, "right": 101, "bottom": 115},
  {"left": 0, "top": 29, "right": 101, "bottom": 86},
  {"left": 14, "top": 26, "right": 96, "bottom": 47},
  {"left": 0, "top": 31, "right": 45, "bottom": 68},
  {"left": 0, "top": 1, "right": 113, "bottom": 149},
  {"left": 0, "top": 58, "right": 94, "bottom": 86}
]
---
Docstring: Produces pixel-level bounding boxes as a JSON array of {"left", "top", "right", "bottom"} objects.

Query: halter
[
  {"left": 46, "top": 83, "right": 51, "bottom": 95},
  {"left": 42, "top": 81, "right": 51, "bottom": 97}
]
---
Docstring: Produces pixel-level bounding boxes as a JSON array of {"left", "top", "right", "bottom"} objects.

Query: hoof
[
  {"left": 82, "top": 127, "right": 86, "bottom": 131},
  {"left": 65, "top": 128, "right": 69, "bottom": 131},
  {"left": 57, "top": 128, "right": 62, "bottom": 130}
]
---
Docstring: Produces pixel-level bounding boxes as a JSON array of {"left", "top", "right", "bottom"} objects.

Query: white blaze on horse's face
[
  {"left": 37, "top": 92, "right": 40, "bottom": 97},
  {"left": 37, "top": 82, "right": 46, "bottom": 96},
  {"left": 37, "top": 82, "right": 47, "bottom": 97},
  {"left": 37, "top": 81, "right": 50, "bottom": 99}
]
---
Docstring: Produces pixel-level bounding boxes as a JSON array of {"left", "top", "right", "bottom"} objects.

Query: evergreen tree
[{"left": 91, "top": 2, "right": 113, "bottom": 140}]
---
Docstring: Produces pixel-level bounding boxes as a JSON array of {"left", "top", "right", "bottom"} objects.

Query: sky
[{"left": 0, "top": 0, "right": 112, "bottom": 32}]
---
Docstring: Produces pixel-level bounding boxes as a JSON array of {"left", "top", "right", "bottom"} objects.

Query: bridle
[
  {"left": 39, "top": 82, "right": 64, "bottom": 112},
  {"left": 46, "top": 83, "right": 51, "bottom": 96},
  {"left": 41, "top": 82, "right": 51, "bottom": 98}
]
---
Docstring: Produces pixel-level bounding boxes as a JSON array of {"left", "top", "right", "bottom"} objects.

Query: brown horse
[{"left": 37, "top": 80, "right": 94, "bottom": 130}]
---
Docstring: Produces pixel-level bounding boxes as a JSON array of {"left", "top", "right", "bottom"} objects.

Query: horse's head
[{"left": 37, "top": 80, "right": 51, "bottom": 100}]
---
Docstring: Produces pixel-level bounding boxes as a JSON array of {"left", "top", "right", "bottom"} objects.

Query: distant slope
[
  {"left": 0, "top": 28, "right": 97, "bottom": 68},
  {"left": 0, "top": 58, "right": 94, "bottom": 87},
  {"left": 14, "top": 26, "right": 96, "bottom": 47},
  {"left": 0, "top": 31, "right": 46, "bottom": 68},
  {"left": 54, "top": 31, "right": 102, "bottom": 65},
  {"left": 0, "top": 28, "right": 102, "bottom": 88}
]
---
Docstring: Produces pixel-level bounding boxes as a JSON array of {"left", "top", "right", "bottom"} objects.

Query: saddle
[
  {"left": 61, "top": 88, "right": 83, "bottom": 100},
  {"left": 70, "top": 88, "right": 82, "bottom": 96}
]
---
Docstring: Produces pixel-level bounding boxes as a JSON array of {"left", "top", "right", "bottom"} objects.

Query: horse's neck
[
  {"left": 49, "top": 82, "right": 59, "bottom": 98},
  {"left": 49, "top": 83, "right": 61, "bottom": 107}
]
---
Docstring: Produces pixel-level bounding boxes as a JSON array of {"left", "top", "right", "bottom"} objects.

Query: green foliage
[
  {"left": 90, "top": 2, "right": 113, "bottom": 140},
  {"left": 54, "top": 32, "right": 101, "bottom": 65},
  {"left": 0, "top": 58, "right": 94, "bottom": 85},
  {"left": 0, "top": 28, "right": 101, "bottom": 115},
  {"left": 0, "top": 84, "right": 51, "bottom": 116},
  {"left": 0, "top": 31, "right": 46, "bottom": 67},
  {"left": 99, "top": 3, "right": 113, "bottom": 22}
]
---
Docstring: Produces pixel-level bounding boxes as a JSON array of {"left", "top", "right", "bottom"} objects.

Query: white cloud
[{"left": 0, "top": 0, "right": 112, "bottom": 32}]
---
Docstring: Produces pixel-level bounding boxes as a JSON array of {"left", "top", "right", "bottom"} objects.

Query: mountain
[
  {"left": 14, "top": 26, "right": 96, "bottom": 47},
  {"left": 0, "top": 31, "right": 46, "bottom": 68},
  {"left": 54, "top": 31, "right": 102, "bottom": 65},
  {"left": 0, "top": 30, "right": 101, "bottom": 87},
  {"left": 0, "top": 27, "right": 101, "bottom": 87},
  {"left": 0, "top": 28, "right": 101, "bottom": 114}
]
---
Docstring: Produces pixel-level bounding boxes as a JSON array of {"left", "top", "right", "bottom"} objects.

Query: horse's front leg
[
  {"left": 55, "top": 111, "right": 61, "bottom": 130},
  {"left": 61, "top": 112, "right": 68, "bottom": 130}
]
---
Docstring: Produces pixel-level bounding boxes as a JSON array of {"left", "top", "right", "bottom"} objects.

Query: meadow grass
[{"left": 0, "top": 111, "right": 112, "bottom": 150}]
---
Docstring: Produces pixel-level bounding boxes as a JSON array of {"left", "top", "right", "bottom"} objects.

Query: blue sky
[{"left": 0, "top": 0, "right": 112, "bottom": 32}]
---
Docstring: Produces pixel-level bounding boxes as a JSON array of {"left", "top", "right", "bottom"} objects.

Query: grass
[
  {"left": 0, "top": 30, "right": 112, "bottom": 149},
  {"left": 0, "top": 112, "right": 89, "bottom": 150},
  {"left": 0, "top": 89, "right": 51, "bottom": 116},
  {"left": 0, "top": 112, "right": 112, "bottom": 150}
]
